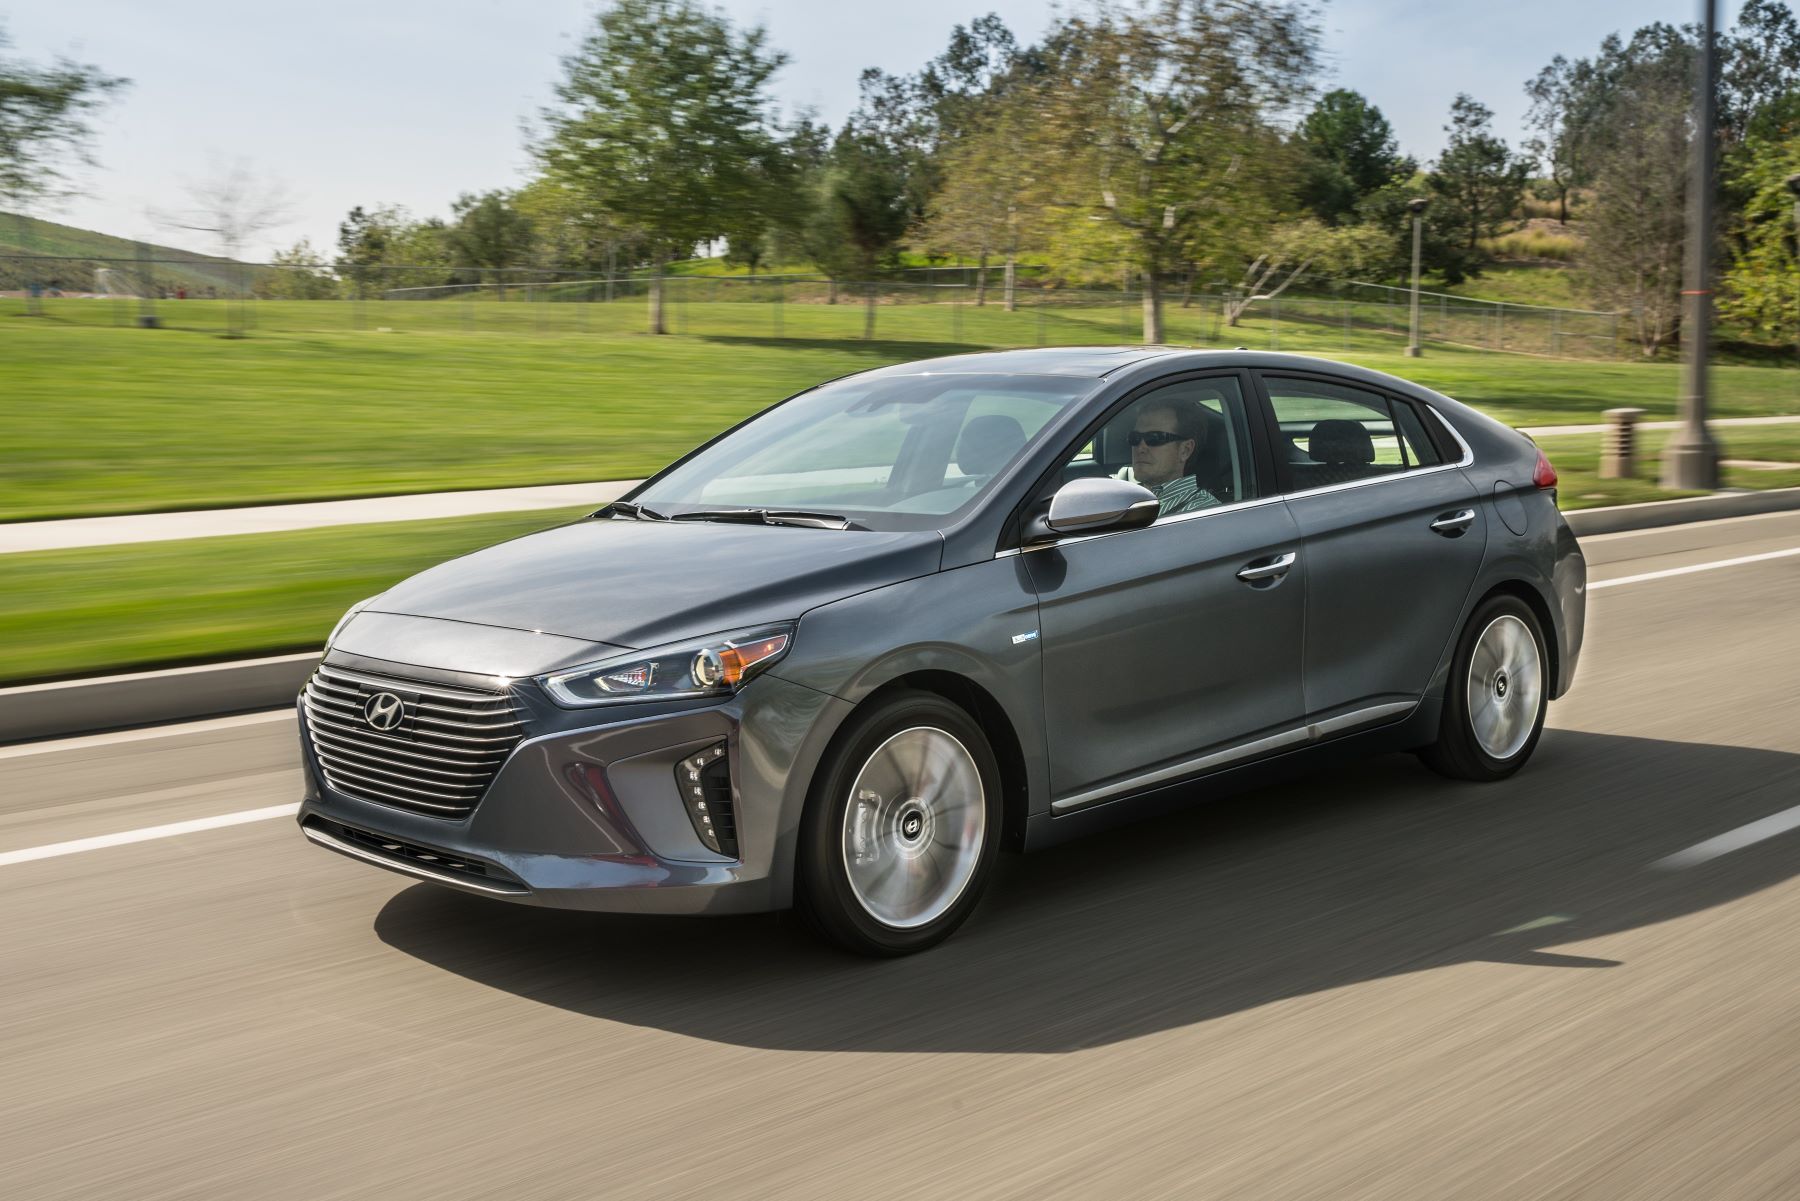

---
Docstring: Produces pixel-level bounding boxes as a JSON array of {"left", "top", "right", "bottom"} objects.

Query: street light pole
[
  {"left": 1663, "top": 0, "right": 1722, "bottom": 490},
  {"left": 1406, "top": 197, "right": 1428, "bottom": 357}
]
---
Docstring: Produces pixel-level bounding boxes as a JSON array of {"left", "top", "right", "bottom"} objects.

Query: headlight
[
  {"left": 326, "top": 596, "right": 379, "bottom": 650},
  {"left": 540, "top": 623, "right": 794, "bottom": 707}
]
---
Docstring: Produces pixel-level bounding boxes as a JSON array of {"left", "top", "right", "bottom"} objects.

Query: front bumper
[{"left": 296, "top": 661, "right": 851, "bottom": 915}]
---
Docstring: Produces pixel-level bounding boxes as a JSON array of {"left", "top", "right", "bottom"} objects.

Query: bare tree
[{"left": 150, "top": 158, "right": 290, "bottom": 336}]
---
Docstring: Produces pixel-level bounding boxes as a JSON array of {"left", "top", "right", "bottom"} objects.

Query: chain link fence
[{"left": 0, "top": 254, "right": 1624, "bottom": 360}]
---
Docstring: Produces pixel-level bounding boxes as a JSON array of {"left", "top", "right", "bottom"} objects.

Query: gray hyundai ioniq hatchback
[{"left": 297, "top": 347, "right": 1586, "bottom": 955}]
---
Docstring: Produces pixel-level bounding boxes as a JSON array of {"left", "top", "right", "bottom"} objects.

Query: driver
[{"left": 1119, "top": 396, "right": 1219, "bottom": 515}]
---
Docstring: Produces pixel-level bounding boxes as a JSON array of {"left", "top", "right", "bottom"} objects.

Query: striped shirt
[
  {"left": 1150, "top": 474, "right": 1219, "bottom": 516},
  {"left": 1116, "top": 466, "right": 1221, "bottom": 515}
]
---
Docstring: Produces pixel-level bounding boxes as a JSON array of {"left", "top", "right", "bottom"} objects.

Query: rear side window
[{"left": 1262, "top": 376, "right": 1440, "bottom": 491}]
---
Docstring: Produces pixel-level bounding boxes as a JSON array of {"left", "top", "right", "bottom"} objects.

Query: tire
[
  {"left": 796, "top": 690, "right": 1002, "bottom": 956},
  {"left": 1420, "top": 594, "right": 1550, "bottom": 782}
]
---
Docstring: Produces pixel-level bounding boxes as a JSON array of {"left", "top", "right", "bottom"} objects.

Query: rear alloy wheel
[
  {"left": 1420, "top": 595, "right": 1549, "bottom": 782},
  {"left": 798, "top": 691, "right": 1001, "bottom": 956}
]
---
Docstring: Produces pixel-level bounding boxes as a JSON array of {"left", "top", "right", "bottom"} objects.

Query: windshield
[{"left": 630, "top": 372, "right": 1094, "bottom": 531}]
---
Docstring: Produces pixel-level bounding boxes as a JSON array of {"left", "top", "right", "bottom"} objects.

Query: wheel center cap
[
  {"left": 1494, "top": 671, "right": 1510, "bottom": 699},
  {"left": 893, "top": 799, "right": 932, "bottom": 854}
]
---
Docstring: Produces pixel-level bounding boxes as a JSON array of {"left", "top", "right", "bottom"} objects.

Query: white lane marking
[
  {"left": 0, "top": 708, "right": 294, "bottom": 761},
  {"left": 1590, "top": 546, "right": 1800, "bottom": 590},
  {"left": 0, "top": 803, "right": 300, "bottom": 867},
  {"left": 1653, "top": 803, "right": 1800, "bottom": 870}
]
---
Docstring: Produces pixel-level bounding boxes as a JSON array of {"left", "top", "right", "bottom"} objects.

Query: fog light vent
[{"left": 676, "top": 742, "right": 737, "bottom": 858}]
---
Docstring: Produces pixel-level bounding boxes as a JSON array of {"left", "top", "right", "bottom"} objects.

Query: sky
[{"left": 3, "top": 0, "right": 1764, "bottom": 260}]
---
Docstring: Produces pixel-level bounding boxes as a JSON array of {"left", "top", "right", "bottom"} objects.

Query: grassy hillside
[{"left": 0, "top": 212, "right": 253, "bottom": 293}]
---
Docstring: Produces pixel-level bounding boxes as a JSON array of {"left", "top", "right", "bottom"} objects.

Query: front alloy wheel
[{"left": 799, "top": 691, "right": 1001, "bottom": 955}]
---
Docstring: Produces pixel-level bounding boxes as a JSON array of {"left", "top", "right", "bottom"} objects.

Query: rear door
[
  {"left": 1254, "top": 372, "right": 1485, "bottom": 725},
  {"left": 1022, "top": 372, "right": 1308, "bottom": 812}
]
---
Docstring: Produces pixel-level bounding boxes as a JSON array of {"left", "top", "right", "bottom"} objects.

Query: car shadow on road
[{"left": 374, "top": 730, "right": 1800, "bottom": 1053}]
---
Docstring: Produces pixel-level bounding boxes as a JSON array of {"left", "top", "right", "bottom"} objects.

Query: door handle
[
  {"left": 1430, "top": 509, "right": 1476, "bottom": 535},
  {"left": 1237, "top": 551, "right": 1297, "bottom": 582}
]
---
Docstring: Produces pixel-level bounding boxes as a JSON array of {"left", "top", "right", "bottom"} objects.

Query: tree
[
  {"left": 537, "top": 0, "right": 787, "bottom": 333},
  {"left": 850, "top": 15, "right": 1033, "bottom": 234},
  {"left": 0, "top": 24, "right": 127, "bottom": 209},
  {"left": 912, "top": 88, "right": 1046, "bottom": 308},
  {"left": 1035, "top": 1, "right": 1321, "bottom": 342},
  {"left": 266, "top": 238, "right": 338, "bottom": 299},
  {"left": 1, "top": 24, "right": 126, "bottom": 312},
  {"left": 447, "top": 190, "right": 534, "bottom": 297},
  {"left": 1294, "top": 89, "right": 1409, "bottom": 225},
  {"left": 1721, "top": 0, "right": 1800, "bottom": 145},
  {"left": 1523, "top": 57, "right": 1597, "bottom": 224},
  {"left": 1719, "top": 109, "right": 1800, "bottom": 342},
  {"left": 1222, "top": 219, "right": 1388, "bottom": 324},
  {"left": 719, "top": 133, "right": 803, "bottom": 278},
  {"left": 514, "top": 174, "right": 643, "bottom": 301},
  {"left": 335, "top": 204, "right": 407, "bottom": 297},
  {"left": 1575, "top": 26, "right": 1693, "bottom": 357},
  {"left": 1427, "top": 95, "right": 1533, "bottom": 263},
  {"left": 802, "top": 126, "right": 912, "bottom": 335},
  {"left": 150, "top": 159, "right": 290, "bottom": 335},
  {"left": 1356, "top": 177, "right": 1475, "bottom": 284}
]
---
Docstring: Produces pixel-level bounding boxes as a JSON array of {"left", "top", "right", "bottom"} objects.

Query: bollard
[{"left": 1600, "top": 407, "right": 1647, "bottom": 479}]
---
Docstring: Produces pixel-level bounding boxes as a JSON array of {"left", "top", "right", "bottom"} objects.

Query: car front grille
[{"left": 301, "top": 663, "right": 523, "bottom": 818}]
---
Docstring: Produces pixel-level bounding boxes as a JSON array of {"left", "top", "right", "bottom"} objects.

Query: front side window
[
  {"left": 1262, "top": 377, "right": 1440, "bottom": 491},
  {"left": 1047, "top": 376, "right": 1257, "bottom": 515},
  {"left": 633, "top": 372, "right": 1094, "bottom": 531}
]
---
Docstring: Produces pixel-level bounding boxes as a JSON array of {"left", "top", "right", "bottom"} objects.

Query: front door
[{"left": 1024, "top": 375, "right": 1307, "bottom": 811}]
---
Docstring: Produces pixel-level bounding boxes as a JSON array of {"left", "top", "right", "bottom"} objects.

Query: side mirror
[{"left": 1024, "top": 477, "right": 1159, "bottom": 544}]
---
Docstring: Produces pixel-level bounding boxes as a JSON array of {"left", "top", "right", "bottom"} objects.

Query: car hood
[{"left": 360, "top": 517, "right": 945, "bottom": 650}]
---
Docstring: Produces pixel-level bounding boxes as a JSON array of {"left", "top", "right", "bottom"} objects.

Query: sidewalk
[
  {"left": 4, "top": 413, "right": 1799, "bottom": 556},
  {"left": 0, "top": 480, "right": 639, "bottom": 555}
]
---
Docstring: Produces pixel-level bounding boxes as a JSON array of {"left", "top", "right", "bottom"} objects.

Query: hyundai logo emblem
[{"left": 363, "top": 691, "right": 405, "bottom": 731}]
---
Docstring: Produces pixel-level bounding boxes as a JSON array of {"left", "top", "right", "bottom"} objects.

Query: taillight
[{"left": 1532, "top": 449, "right": 1558, "bottom": 489}]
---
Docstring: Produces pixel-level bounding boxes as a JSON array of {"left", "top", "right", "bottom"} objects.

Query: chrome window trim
[{"left": 1050, "top": 700, "right": 1417, "bottom": 815}]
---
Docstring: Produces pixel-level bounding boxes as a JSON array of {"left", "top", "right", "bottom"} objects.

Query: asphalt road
[{"left": 3, "top": 512, "right": 1797, "bottom": 1201}]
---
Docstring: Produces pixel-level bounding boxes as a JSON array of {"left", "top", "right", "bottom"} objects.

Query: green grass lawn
[
  {"left": 0, "top": 508, "right": 579, "bottom": 685},
  {"left": 6, "top": 292, "right": 1800, "bottom": 523}
]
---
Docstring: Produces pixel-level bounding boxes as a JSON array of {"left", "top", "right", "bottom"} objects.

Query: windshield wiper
[
  {"left": 670, "top": 508, "right": 864, "bottom": 531},
  {"left": 597, "top": 500, "right": 669, "bottom": 521}
]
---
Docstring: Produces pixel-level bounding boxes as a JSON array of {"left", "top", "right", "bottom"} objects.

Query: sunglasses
[{"left": 1128, "top": 430, "right": 1187, "bottom": 448}]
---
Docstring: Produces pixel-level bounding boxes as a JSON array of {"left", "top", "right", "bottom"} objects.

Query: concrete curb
[
  {"left": 5, "top": 487, "right": 1798, "bottom": 745},
  {"left": 1562, "top": 486, "right": 1800, "bottom": 536},
  {"left": 0, "top": 653, "right": 317, "bottom": 745}
]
